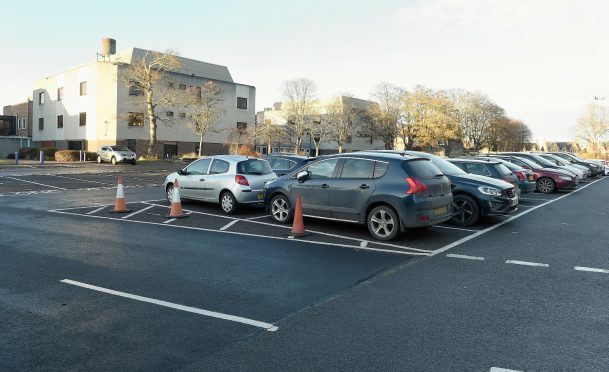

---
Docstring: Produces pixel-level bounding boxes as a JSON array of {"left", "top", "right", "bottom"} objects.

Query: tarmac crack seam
[
  {"left": 59, "top": 279, "right": 278, "bottom": 332},
  {"left": 430, "top": 177, "right": 607, "bottom": 256},
  {"left": 2, "top": 176, "right": 67, "bottom": 190}
]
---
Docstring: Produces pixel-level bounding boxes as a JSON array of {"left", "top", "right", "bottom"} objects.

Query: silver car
[
  {"left": 164, "top": 155, "right": 277, "bottom": 214},
  {"left": 97, "top": 145, "right": 137, "bottom": 165}
]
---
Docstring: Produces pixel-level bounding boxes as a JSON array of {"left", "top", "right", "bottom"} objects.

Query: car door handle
[
  {"left": 359, "top": 184, "right": 370, "bottom": 189},
  {"left": 321, "top": 184, "right": 330, "bottom": 189}
]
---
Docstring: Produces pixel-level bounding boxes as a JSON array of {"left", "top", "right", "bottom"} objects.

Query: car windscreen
[
  {"left": 494, "top": 163, "right": 513, "bottom": 176},
  {"left": 543, "top": 155, "right": 566, "bottom": 165},
  {"left": 112, "top": 146, "right": 131, "bottom": 152},
  {"left": 236, "top": 159, "right": 273, "bottom": 175},
  {"left": 427, "top": 156, "right": 466, "bottom": 176},
  {"left": 402, "top": 159, "right": 443, "bottom": 179},
  {"left": 529, "top": 154, "right": 556, "bottom": 167},
  {"left": 513, "top": 156, "right": 539, "bottom": 168}
]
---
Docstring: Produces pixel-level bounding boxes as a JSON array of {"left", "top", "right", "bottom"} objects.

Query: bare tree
[
  {"left": 368, "top": 83, "right": 405, "bottom": 150},
  {"left": 121, "top": 50, "right": 182, "bottom": 155},
  {"left": 282, "top": 78, "right": 318, "bottom": 153},
  {"left": 573, "top": 103, "right": 609, "bottom": 156},
  {"left": 449, "top": 90, "right": 504, "bottom": 152},
  {"left": 186, "top": 81, "right": 225, "bottom": 157},
  {"left": 254, "top": 117, "right": 286, "bottom": 155},
  {"left": 325, "top": 96, "right": 359, "bottom": 153}
]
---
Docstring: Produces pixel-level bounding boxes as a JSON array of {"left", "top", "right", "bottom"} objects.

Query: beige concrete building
[
  {"left": 255, "top": 96, "right": 385, "bottom": 155},
  {"left": 33, "top": 39, "right": 255, "bottom": 157}
]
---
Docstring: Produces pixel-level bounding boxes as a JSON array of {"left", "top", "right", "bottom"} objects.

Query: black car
[
  {"left": 401, "top": 151, "right": 519, "bottom": 227},
  {"left": 470, "top": 156, "right": 536, "bottom": 193},
  {"left": 449, "top": 158, "right": 519, "bottom": 191},
  {"left": 265, "top": 154, "right": 315, "bottom": 176},
  {"left": 264, "top": 152, "right": 453, "bottom": 241},
  {"left": 551, "top": 152, "right": 603, "bottom": 177}
]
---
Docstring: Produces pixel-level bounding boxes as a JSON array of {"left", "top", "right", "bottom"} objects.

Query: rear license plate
[
  {"left": 257, "top": 192, "right": 265, "bottom": 200},
  {"left": 434, "top": 206, "right": 448, "bottom": 216}
]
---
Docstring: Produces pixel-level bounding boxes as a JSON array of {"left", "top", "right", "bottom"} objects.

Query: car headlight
[
  {"left": 559, "top": 175, "right": 572, "bottom": 180},
  {"left": 478, "top": 186, "right": 502, "bottom": 196}
]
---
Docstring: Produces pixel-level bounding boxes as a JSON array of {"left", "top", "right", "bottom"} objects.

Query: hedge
[{"left": 55, "top": 150, "right": 97, "bottom": 162}]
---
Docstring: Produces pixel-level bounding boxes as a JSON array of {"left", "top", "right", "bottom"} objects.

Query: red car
[{"left": 486, "top": 155, "right": 577, "bottom": 193}]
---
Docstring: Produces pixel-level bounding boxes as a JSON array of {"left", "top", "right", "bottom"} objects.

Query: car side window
[
  {"left": 373, "top": 161, "right": 389, "bottom": 178},
  {"left": 209, "top": 159, "right": 230, "bottom": 174},
  {"left": 465, "top": 163, "right": 491, "bottom": 176},
  {"left": 306, "top": 158, "right": 340, "bottom": 179},
  {"left": 453, "top": 163, "right": 467, "bottom": 171},
  {"left": 340, "top": 158, "right": 375, "bottom": 179},
  {"left": 269, "top": 158, "right": 290, "bottom": 170},
  {"left": 186, "top": 158, "right": 212, "bottom": 175}
]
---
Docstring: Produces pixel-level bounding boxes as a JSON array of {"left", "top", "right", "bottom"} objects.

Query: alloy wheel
[
  {"left": 453, "top": 200, "right": 474, "bottom": 224},
  {"left": 537, "top": 178, "right": 554, "bottom": 193},
  {"left": 271, "top": 197, "right": 290, "bottom": 222},
  {"left": 221, "top": 193, "right": 234, "bottom": 213},
  {"left": 370, "top": 209, "right": 395, "bottom": 238},
  {"left": 166, "top": 185, "right": 174, "bottom": 203}
]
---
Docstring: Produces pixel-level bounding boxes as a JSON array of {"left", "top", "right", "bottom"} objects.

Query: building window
[
  {"left": 57, "top": 87, "right": 64, "bottom": 101},
  {"left": 168, "top": 82, "right": 174, "bottom": 88},
  {"left": 179, "top": 112, "right": 186, "bottom": 119},
  {"left": 128, "top": 112, "right": 144, "bottom": 127},
  {"left": 179, "top": 84, "right": 186, "bottom": 90},
  {"left": 57, "top": 115, "right": 64, "bottom": 128},
  {"left": 237, "top": 122, "right": 247, "bottom": 132},
  {"left": 22, "top": 118, "right": 27, "bottom": 129},
  {"left": 128, "top": 80, "right": 143, "bottom": 96},
  {"left": 38, "top": 92, "right": 44, "bottom": 104},
  {"left": 79, "top": 112, "right": 87, "bottom": 126},
  {"left": 196, "top": 86, "right": 202, "bottom": 101},
  {"left": 166, "top": 111, "right": 174, "bottom": 117},
  {"left": 127, "top": 139, "right": 137, "bottom": 151},
  {"left": 237, "top": 97, "right": 248, "bottom": 110},
  {"left": 38, "top": 118, "right": 44, "bottom": 130},
  {"left": 80, "top": 81, "right": 87, "bottom": 96}
]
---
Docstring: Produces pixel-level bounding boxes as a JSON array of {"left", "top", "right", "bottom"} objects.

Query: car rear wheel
[
  {"left": 97, "top": 155, "right": 102, "bottom": 164},
  {"left": 450, "top": 194, "right": 480, "bottom": 227},
  {"left": 367, "top": 205, "right": 400, "bottom": 241},
  {"left": 111, "top": 156, "right": 117, "bottom": 165},
  {"left": 220, "top": 192, "right": 238, "bottom": 214},
  {"left": 270, "top": 194, "right": 292, "bottom": 224},
  {"left": 536, "top": 177, "right": 555, "bottom": 193}
]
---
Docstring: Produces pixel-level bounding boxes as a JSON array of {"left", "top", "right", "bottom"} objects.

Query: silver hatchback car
[
  {"left": 164, "top": 155, "right": 277, "bottom": 214},
  {"left": 97, "top": 145, "right": 137, "bottom": 165}
]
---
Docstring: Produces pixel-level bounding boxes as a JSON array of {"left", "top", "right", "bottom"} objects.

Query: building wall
[{"left": 3, "top": 100, "right": 32, "bottom": 137}]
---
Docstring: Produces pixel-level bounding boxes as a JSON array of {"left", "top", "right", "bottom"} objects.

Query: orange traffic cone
[
  {"left": 165, "top": 179, "right": 188, "bottom": 218},
  {"left": 290, "top": 196, "right": 310, "bottom": 237},
  {"left": 110, "top": 176, "right": 131, "bottom": 213}
]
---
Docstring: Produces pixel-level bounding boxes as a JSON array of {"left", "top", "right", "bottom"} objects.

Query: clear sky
[{"left": 2, "top": 0, "right": 608, "bottom": 141}]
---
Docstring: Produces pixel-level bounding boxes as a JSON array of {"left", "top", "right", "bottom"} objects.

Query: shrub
[
  {"left": 54, "top": 150, "right": 79, "bottom": 162},
  {"left": 7, "top": 153, "right": 15, "bottom": 159},
  {"left": 19, "top": 147, "right": 39, "bottom": 160},
  {"left": 40, "top": 147, "right": 57, "bottom": 161},
  {"left": 138, "top": 153, "right": 161, "bottom": 161},
  {"left": 236, "top": 145, "right": 261, "bottom": 157}
]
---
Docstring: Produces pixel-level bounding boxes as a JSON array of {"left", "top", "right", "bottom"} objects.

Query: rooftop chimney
[{"left": 101, "top": 38, "right": 116, "bottom": 56}]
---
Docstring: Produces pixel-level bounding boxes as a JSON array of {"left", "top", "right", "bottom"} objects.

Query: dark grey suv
[{"left": 263, "top": 152, "right": 453, "bottom": 241}]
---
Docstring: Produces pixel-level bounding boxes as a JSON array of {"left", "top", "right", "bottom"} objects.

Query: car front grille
[{"left": 504, "top": 188, "right": 516, "bottom": 198}]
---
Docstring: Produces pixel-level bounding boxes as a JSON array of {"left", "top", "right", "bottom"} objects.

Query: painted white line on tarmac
[
  {"left": 433, "top": 225, "right": 479, "bottom": 233},
  {"left": 431, "top": 177, "right": 606, "bottom": 256},
  {"left": 60, "top": 279, "right": 278, "bottom": 332},
  {"left": 245, "top": 215, "right": 270, "bottom": 220},
  {"left": 49, "top": 210, "right": 427, "bottom": 256},
  {"left": 506, "top": 260, "right": 549, "bottom": 267},
  {"left": 122, "top": 205, "right": 154, "bottom": 219},
  {"left": 490, "top": 367, "right": 522, "bottom": 372},
  {"left": 48, "top": 173, "right": 113, "bottom": 185},
  {"left": 87, "top": 205, "right": 107, "bottom": 215},
  {"left": 3, "top": 176, "right": 67, "bottom": 190},
  {"left": 163, "top": 218, "right": 177, "bottom": 224},
  {"left": 446, "top": 254, "right": 484, "bottom": 261},
  {"left": 360, "top": 240, "right": 368, "bottom": 248},
  {"left": 574, "top": 266, "right": 609, "bottom": 274},
  {"left": 50, "top": 199, "right": 166, "bottom": 212},
  {"left": 220, "top": 219, "right": 239, "bottom": 231}
]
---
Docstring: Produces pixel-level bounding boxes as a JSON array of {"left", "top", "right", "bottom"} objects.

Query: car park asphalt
[{"left": 1, "top": 161, "right": 609, "bottom": 370}]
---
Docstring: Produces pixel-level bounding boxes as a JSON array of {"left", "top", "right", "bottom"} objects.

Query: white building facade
[{"left": 33, "top": 40, "right": 255, "bottom": 157}]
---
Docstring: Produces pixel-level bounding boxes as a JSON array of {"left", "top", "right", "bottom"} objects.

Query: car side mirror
[
  {"left": 178, "top": 169, "right": 186, "bottom": 175},
  {"left": 296, "top": 170, "right": 309, "bottom": 182}
]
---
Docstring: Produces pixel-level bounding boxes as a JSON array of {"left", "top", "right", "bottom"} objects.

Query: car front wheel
[
  {"left": 367, "top": 205, "right": 400, "bottom": 241},
  {"left": 111, "top": 157, "right": 117, "bottom": 165},
  {"left": 97, "top": 155, "right": 102, "bottom": 164},
  {"left": 450, "top": 194, "right": 480, "bottom": 227},
  {"left": 536, "top": 177, "right": 555, "bottom": 193},
  {"left": 270, "top": 194, "right": 292, "bottom": 223},
  {"left": 220, "top": 192, "right": 238, "bottom": 214},
  {"left": 166, "top": 184, "right": 174, "bottom": 204}
]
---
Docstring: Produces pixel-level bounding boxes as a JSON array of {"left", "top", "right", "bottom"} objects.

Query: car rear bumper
[
  {"left": 234, "top": 188, "right": 266, "bottom": 204},
  {"left": 398, "top": 194, "right": 453, "bottom": 228},
  {"left": 518, "top": 181, "right": 536, "bottom": 193}
]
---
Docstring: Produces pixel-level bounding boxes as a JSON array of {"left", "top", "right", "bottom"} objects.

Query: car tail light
[
  {"left": 235, "top": 175, "right": 249, "bottom": 186},
  {"left": 406, "top": 177, "right": 429, "bottom": 194},
  {"left": 514, "top": 171, "right": 525, "bottom": 181}
]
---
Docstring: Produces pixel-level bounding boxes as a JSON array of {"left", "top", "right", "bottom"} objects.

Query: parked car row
[{"left": 163, "top": 151, "right": 604, "bottom": 242}]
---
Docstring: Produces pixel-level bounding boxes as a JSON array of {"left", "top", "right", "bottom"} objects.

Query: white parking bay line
[
  {"left": 506, "top": 260, "right": 549, "bottom": 267},
  {"left": 60, "top": 279, "right": 278, "bottom": 332},
  {"left": 122, "top": 205, "right": 154, "bottom": 219},
  {"left": 163, "top": 218, "right": 177, "bottom": 224},
  {"left": 446, "top": 254, "right": 484, "bottom": 261},
  {"left": 574, "top": 266, "right": 609, "bottom": 274},
  {"left": 3, "top": 176, "right": 67, "bottom": 190},
  {"left": 87, "top": 205, "right": 107, "bottom": 215},
  {"left": 431, "top": 177, "right": 607, "bottom": 256},
  {"left": 220, "top": 219, "right": 239, "bottom": 231},
  {"left": 433, "top": 225, "right": 479, "bottom": 233},
  {"left": 490, "top": 368, "right": 522, "bottom": 372}
]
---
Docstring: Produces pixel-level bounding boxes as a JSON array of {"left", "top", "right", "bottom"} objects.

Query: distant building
[
  {"left": 255, "top": 96, "right": 385, "bottom": 155},
  {"left": 1, "top": 100, "right": 33, "bottom": 157},
  {"left": 32, "top": 38, "right": 256, "bottom": 156},
  {"left": 3, "top": 99, "right": 33, "bottom": 138}
]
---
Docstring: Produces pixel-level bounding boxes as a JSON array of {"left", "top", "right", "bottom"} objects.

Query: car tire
[
  {"left": 450, "top": 194, "right": 480, "bottom": 227},
  {"left": 166, "top": 184, "right": 174, "bottom": 204},
  {"left": 536, "top": 177, "right": 555, "bottom": 193},
  {"left": 97, "top": 155, "right": 102, "bottom": 164},
  {"left": 220, "top": 192, "right": 238, "bottom": 215},
  {"left": 270, "top": 194, "right": 292, "bottom": 224},
  {"left": 111, "top": 156, "right": 117, "bottom": 165},
  {"left": 367, "top": 205, "right": 400, "bottom": 241}
]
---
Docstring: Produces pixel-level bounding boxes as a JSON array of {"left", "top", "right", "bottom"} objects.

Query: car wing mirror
[
  {"left": 296, "top": 170, "right": 309, "bottom": 182},
  {"left": 178, "top": 169, "right": 187, "bottom": 175}
]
